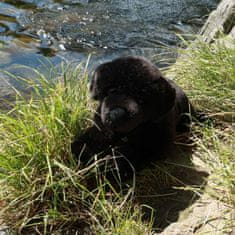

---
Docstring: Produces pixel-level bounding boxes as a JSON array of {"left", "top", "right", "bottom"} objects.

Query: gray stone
[
  {"left": 200, "top": 0, "right": 235, "bottom": 42},
  {"left": 160, "top": 195, "right": 235, "bottom": 234}
]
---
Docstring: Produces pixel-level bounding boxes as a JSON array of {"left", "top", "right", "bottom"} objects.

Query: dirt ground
[{"left": 135, "top": 145, "right": 235, "bottom": 234}]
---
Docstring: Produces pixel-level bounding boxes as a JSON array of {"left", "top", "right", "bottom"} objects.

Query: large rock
[
  {"left": 200, "top": 0, "right": 235, "bottom": 42},
  {"left": 160, "top": 195, "right": 235, "bottom": 234}
]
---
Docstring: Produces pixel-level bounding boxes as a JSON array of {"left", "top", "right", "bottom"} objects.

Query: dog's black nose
[{"left": 108, "top": 108, "right": 126, "bottom": 122}]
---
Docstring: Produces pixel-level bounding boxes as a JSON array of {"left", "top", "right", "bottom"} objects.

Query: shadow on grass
[{"left": 134, "top": 144, "right": 209, "bottom": 233}]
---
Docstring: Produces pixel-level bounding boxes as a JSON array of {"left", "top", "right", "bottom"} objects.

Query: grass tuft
[
  {"left": 168, "top": 37, "right": 235, "bottom": 207},
  {"left": 0, "top": 63, "right": 153, "bottom": 234},
  {"left": 0, "top": 63, "right": 93, "bottom": 232},
  {"left": 169, "top": 37, "right": 235, "bottom": 114}
]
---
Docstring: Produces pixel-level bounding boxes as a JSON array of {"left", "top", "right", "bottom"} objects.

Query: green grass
[
  {"left": 0, "top": 37, "right": 234, "bottom": 234},
  {"left": 169, "top": 37, "right": 235, "bottom": 206},
  {"left": 0, "top": 63, "right": 153, "bottom": 234},
  {"left": 169, "top": 37, "right": 235, "bottom": 114}
]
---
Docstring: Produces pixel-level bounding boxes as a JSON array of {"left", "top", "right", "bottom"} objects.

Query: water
[{"left": 0, "top": 0, "right": 219, "bottom": 95}]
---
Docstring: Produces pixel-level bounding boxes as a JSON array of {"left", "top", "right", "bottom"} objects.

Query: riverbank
[
  {"left": 1, "top": 0, "right": 235, "bottom": 232},
  {"left": 0, "top": 36, "right": 234, "bottom": 234}
]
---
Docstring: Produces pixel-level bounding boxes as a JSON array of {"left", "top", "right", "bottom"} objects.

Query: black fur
[{"left": 72, "top": 56, "right": 193, "bottom": 178}]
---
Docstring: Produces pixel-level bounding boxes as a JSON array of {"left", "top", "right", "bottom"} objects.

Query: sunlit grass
[
  {"left": 0, "top": 63, "right": 153, "bottom": 234},
  {"left": 169, "top": 37, "right": 235, "bottom": 114},
  {"left": 169, "top": 37, "right": 235, "bottom": 207}
]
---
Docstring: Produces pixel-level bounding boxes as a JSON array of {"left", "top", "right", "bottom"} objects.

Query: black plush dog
[{"left": 72, "top": 56, "right": 193, "bottom": 177}]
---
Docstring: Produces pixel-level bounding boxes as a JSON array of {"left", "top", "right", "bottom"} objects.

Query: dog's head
[{"left": 90, "top": 56, "right": 176, "bottom": 133}]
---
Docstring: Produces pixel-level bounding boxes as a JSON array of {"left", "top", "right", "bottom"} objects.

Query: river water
[{"left": 0, "top": 0, "right": 219, "bottom": 95}]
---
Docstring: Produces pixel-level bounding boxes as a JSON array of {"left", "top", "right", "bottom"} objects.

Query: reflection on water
[{"left": 0, "top": 0, "right": 219, "bottom": 91}]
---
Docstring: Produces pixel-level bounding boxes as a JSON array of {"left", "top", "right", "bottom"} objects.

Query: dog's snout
[{"left": 108, "top": 108, "right": 126, "bottom": 122}]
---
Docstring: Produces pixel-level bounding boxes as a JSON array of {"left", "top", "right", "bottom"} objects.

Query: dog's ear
[
  {"left": 150, "top": 76, "right": 176, "bottom": 120},
  {"left": 89, "top": 63, "right": 112, "bottom": 100}
]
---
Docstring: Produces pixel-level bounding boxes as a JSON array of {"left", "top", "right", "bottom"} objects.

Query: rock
[
  {"left": 230, "top": 25, "right": 235, "bottom": 37},
  {"left": 160, "top": 195, "right": 235, "bottom": 234},
  {"left": 200, "top": 0, "right": 235, "bottom": 42}
]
